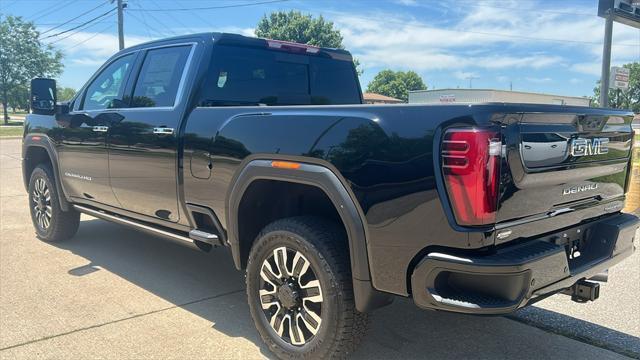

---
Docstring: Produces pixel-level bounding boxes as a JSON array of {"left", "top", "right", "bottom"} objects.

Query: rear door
[
  {"left": 497, "top": 111, "right": 634, "bottom": 228},
  {"left": 107, "top": 43, "right": 195, "bottom": 222}
]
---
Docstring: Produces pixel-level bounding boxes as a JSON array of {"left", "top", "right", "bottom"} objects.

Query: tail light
[{"left": 441, "top": 128, "right": 501, "bottom": 226}]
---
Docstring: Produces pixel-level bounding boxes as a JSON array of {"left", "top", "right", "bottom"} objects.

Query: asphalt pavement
[{"left": 1, "top": 138, "right": 638, "bottom": 359}]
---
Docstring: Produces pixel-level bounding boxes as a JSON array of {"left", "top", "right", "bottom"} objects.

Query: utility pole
[
  {"left": 599, "top": 10, "right": 613, "bottom": 108},
  {"left": 117, "top": 0, "right": 125, "bottom": 50},
  {"left": 465, "top": 75, "right": 479, "bottom": 89}
]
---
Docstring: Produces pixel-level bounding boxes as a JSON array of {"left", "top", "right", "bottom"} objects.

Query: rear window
[
  {"left": 199, "top": 45, "right": 361, "bottom": 106},
  {"left": 131, "top": 45, "right": 191, "bottom": 108}
]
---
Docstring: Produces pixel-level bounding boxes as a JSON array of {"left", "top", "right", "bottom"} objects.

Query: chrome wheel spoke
[
  {"left": 292, "top": 252, "right": 310, "bottom": 280},
  {"left": 273, "top": 247, "right": 289, "bottom": 277},
  {"left": 260, "top": 262, "right": 282, "bottom": 287},
  {"left": 288, "top": 314, "right": 306, "bottom": 345},
  {"left": 259, "top": 289, "right": 279, "bottom": 310},
  {"left": 301, "top": 280, "right": 323, "bottom": 303},
  {"left": 298, "top": 308, "right": 321, "bottom": 335},
  {"left": 270, "top": 306, "right": 285, "bottom": 336}
]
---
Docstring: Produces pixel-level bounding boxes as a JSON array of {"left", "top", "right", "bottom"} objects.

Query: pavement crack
[{"left": 0, "top": 288, "right": 244, "bottom": 352}]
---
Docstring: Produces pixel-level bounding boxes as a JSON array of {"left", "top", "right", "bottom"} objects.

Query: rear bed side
[
  {"left": 185, "top": 104, "right": 634, "bottom": 298},
  {"left": 185, "top": 103, "right": 509, "bottom": 296}
]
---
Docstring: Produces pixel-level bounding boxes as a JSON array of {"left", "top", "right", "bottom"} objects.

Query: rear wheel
[
  {"left": 28, "top": 164, "right": 80, "bottom": 242},
  {"left": 246, "top": 216, "right": 368, "bottom": 359}
]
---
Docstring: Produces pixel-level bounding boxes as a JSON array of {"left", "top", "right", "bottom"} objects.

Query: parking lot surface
[{"left": 1, "top": 138, "right": 638, "bottom": 359}]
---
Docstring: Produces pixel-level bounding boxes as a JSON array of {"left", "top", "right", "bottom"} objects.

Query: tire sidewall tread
[{"left": 246, "top": 216, "right": 368, "bottom": 360}]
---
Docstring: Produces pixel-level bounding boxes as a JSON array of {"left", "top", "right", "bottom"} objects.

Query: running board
[
  {"left": 73, "top": 205, "right": 196, "bottom": 245},
  {"left": 189, "top": 229, "right": 219, "bottom": 245}
]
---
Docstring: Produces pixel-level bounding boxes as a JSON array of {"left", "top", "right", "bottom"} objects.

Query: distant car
[{"left": 23, "top": 33, "right": 639, "bottom": 359}]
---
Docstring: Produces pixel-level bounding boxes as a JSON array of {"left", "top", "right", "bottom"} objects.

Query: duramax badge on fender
[{"left": 22, "top": 33, "right": 639, "bottom": 359}]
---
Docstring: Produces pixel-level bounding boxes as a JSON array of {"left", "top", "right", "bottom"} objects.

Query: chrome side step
[
  {"left": 189, "top": 229, "right": 219, "bottom": 245},
  {"left": 73, "top": 205, "right": 195, "bottom": 245}
]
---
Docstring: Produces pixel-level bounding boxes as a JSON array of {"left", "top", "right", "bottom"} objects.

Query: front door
[
  {"left": 107, "top": 44, "right": 194, "bottom": 222},
  {"left": 58, "top": 53, "right": 136, "bottom": 207}
]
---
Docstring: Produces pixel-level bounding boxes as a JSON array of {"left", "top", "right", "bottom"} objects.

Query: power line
[
  {"left": 128, "top": 0, "right": 288, "bottom": 12},
  {"left": 30, "top": 0, "right": 80, "bottom": 21},
  {"left": 61, "top": 22, "right": 114, "bottom": 51},
  {"left": 40, "top": 1, "right": 109, "bottom": 35},
  {"left": 40, "top": 7, "right": 116, "bottom": 40},
  {"left": 48, "top": 18, "right": 113, "bottom": 44}
]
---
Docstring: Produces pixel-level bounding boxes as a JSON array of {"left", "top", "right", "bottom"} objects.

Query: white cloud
[
  {"left": 569, "top": 78, "right": 583, "bottom": 84},
  {"left": 453, "top": 71, "right": 478, "bottom": 80},
  {"left": 394, "top": 0, "right": 418, "bottom": 5},
  {"left": 326, "top": 2, "right": 638, "bottom": 75},
  {"left": 525, "top": 77, "right": 552, "bottom": 83},
  {"left": 571, "top": 62, "right": 601, "bottom": 76},
  {"left": 497, "top": 75, "right": 509, "bottom": 82}
]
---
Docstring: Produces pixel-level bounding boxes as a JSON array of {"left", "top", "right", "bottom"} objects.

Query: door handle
[
  {"left": 153, "top": 127, "right": 175, "bottom": 135},
  {"left": 92, "top": 126, "right": 109, "bottom": 132}
]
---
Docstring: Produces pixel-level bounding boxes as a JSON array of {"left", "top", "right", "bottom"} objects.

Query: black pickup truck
[{"left": 23, "top": 33, "right": 638, "bottom": 359}]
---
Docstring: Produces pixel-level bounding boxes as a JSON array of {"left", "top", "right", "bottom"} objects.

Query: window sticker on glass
[{"left": 218, "top": 71, "right": 228, "bottom": 88}]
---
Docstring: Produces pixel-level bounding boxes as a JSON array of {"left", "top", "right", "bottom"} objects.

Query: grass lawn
[
  {"left": 1, "top": 120, "right": 24, "bottom": 126},
  {"left": 0, "top": 126, "right": 23, "bottom": 137}
]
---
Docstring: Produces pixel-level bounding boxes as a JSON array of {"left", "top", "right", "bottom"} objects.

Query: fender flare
[
  {"left": 22, "top": 135, "right": 71, "bottom": 212},
  {"left": 226, "top": 156, "right": 392, "bottom": 312}
]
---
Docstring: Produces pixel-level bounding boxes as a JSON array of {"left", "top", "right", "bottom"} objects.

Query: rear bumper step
[{"left": 410, "top": 213, "right": 638, "bottom": 315}]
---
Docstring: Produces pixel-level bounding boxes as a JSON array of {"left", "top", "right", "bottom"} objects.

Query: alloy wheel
[
  {"left": 258, "top": 246, "right": 323, "bottom": 346},
  {"left": 32, "top": 178, "right": 52, "bottom": 231}
]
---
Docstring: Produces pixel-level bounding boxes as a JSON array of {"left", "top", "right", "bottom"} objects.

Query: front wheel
[
  {"left": 246, "top": 216, "right": 368, "bottom": 359},
  {"left": 28, "top": 164, "right": 80, "bottom": 242}
]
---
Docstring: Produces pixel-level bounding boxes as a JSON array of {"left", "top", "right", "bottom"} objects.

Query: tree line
[{"left": 1, "top": 11, "right": 638, "bottom": 126}]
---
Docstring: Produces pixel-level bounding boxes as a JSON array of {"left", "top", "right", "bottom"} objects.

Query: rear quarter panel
[{"left": 183, "top": 104, "right": 496, "bottom": 295}]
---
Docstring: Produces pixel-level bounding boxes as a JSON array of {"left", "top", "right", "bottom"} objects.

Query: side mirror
[{"left": 31, "top": 78, "right": 57, "bottom": 115}]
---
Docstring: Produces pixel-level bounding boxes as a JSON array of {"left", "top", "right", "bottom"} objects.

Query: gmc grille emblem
[{"left": 570, "top": 138, "right": 609, "bottom": 157}]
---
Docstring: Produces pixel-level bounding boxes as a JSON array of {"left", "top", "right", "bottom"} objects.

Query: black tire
[
  {"left": 28, "top": 164, "right": 80, "bottom": 242},
  {"left": 246, "top": 216, "right": 369, "bottom": 359}
]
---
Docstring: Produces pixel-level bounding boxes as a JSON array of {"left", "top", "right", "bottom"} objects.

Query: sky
[{"left": 2, "top": 0, "right": 639, "bottom": 98}]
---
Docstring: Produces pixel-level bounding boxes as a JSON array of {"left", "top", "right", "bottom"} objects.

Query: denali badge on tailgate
[
  {"left": 563, "top": 183, "right": 598, "bottom": 195},
  {"left": 570, "top": 138, "right": 609, "bottom": 157}
]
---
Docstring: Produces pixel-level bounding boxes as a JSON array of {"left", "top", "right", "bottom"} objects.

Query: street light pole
[{"left": 599, "top": 11, "right": 613, "bottom": 108}]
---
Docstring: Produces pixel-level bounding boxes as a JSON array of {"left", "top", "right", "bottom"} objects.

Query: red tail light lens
[{"left": 442, "top": 128, "right": 501, "bottom": 226}]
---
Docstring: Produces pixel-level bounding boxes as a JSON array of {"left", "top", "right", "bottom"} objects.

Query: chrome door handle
[
  {"left": 92, "top": 126, "right": 109, "bottom": 132},
  {"left": 153, "top": 127, "right": 174, "bottom": 135}
]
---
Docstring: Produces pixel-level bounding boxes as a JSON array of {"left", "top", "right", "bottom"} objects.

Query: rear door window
[
  {"left": 201, "top": 45, "right": 359, "bottom": 106},
  {"left": 131, "top": 45, "right": 191, "bottom": 108}
]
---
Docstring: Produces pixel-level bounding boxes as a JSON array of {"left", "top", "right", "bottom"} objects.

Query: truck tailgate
[{"left": 496, "top": 111, "right": 634, "bottom": 241}]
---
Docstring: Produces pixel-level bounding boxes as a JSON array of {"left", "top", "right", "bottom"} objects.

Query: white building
[{"left": 408, "top": 89, "right": 592, "bottom": 107}]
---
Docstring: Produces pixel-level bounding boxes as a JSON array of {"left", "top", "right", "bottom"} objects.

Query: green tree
[
  {"left": 0, "top": 15, "right": 63, "bottom": 124},
  {"left": 366, "top": 70, "right": 427, "bottom": 102},
  {"left": 8, "top": 84, "right": 29, "bottom": 112},
  {"left": 56, "top": 87, "right": 76, "bottom": 101},
  {"left": 255, "top": 10, "right": 362, "bottom": 74},
  {"left": 592, "top": 62, "right": 639, "bottom": 113}
]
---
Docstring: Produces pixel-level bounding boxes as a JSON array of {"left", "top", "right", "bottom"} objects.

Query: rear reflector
[{"left": 442, "top": 128, "right": 501, "bottom": 226}]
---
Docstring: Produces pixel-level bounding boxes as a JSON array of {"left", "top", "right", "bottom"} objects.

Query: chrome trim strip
[{"left": 74, "top": 205, "right": 194, "bottom": 244}]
